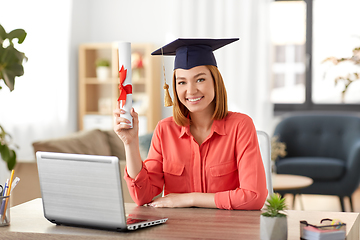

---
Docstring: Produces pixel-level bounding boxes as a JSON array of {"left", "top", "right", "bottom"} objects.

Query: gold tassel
[
  {"left": 162, "top": 64, "right": 173, "bottom": 107},
  {"left": 163, "top": 82, "right": 173, "bottom": 107}
]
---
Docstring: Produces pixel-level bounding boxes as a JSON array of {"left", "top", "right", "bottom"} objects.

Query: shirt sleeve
[
  {"left": 123, "top": 124, "right": 165, "bottom": 206},
  {"left": 214, "top": 116, "right": 268, "bottom": 210}
]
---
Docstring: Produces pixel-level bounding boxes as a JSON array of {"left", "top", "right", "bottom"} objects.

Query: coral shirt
[{"left": 124, "top": 112, "right": 268, "bottom": 210}]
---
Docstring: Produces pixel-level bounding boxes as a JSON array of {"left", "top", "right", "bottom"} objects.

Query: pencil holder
[{"left": 0, "top": 195, "right": 10, "bottom": 226}]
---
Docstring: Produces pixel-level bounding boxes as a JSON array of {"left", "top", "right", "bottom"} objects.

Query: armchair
[{"left": 273, "top": 113, "right": 360, "bottom": 211}]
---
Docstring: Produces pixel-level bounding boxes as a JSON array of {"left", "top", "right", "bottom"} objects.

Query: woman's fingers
[
  {"left": 130, "top": 108, "right": 138, "bottom": 117},
  {"left": 113, "top": 109, "right": 126, "bottom": 116},
  {"left": 114, "top": 123, "right": 131, "bottom": 132},
  {"left": 129, "top": 108, "right": 138, "bottom": 127},
  {"left": 113, "top": 106, "right": 138, "bottom": 136},
  {"left": 114, "top": 116, "right": 131, "bottom": 125}
]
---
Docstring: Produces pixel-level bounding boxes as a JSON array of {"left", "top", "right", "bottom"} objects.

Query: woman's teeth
[{"left": 187, "top": 97, "right": 202, "bottom": 102}]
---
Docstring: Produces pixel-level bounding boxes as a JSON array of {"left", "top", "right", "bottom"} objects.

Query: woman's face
[{"left": 175, "top": 65, "right": 215, "bottom": 114}]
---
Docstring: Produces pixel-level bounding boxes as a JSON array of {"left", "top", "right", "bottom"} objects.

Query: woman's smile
[{"left": 186, "top": 96, "right": 204, "bottom": 103}]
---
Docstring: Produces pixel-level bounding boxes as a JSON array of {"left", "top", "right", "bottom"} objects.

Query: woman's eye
[
  {"left": 177, "top": 81, "right": 186, "bottom": 85},
  {"left": 197, "top": 78, "right": 205, "bottom": 82}
]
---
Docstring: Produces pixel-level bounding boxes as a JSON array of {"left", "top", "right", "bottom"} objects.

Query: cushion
[
  {"left": 276, "top": 157, "right": 346, "bottom": 181},
  {"left": 139, "top": 133, "right": 153, "bottom": 160},
  {"left": 103, "top": 130, "right": 126, "bottom": 160},
  {"left": 32, "top": 129, "right": 112, "bottom": 157}
]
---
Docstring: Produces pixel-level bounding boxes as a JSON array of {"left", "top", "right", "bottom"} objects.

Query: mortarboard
[
  {"left": 152, "top": 38, "right": 239, "bottom": 107},
  {"left": 151, "top": 38, "right": 239, "bottom": 70}
]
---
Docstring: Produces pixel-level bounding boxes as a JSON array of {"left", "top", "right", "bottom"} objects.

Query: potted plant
[
  {"left": 260, "top": 193, "right": 288, "bottom": 240},
  {"left": 322, "top": 44, "right": 360, "bottom": 103},
  {"left": 0, "top": 24, "right": 27, "bottom": 170},
  {"left": 95, "top": 58, "right": 110, "bottom": 81},
  {"left": 270, "top": 136, "right": 287, "bottom": 173}
]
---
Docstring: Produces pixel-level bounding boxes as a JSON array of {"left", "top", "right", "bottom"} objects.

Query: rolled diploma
[{"left": 118, "top": 42, "right": 133, "bottom": 128}]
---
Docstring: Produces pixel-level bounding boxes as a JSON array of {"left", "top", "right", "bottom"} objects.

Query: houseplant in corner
[
  {"left": 322, "top": 44, "right": 360, "bottom": 103},
  {"left": 95, "top": 58, "right": 110, "bottom": 81},
  {"left": 260, "top": 193, "right": 288, "bottom": 240},
  {"left": 0, "top": 24, "right": 27, "bottom": 170}
]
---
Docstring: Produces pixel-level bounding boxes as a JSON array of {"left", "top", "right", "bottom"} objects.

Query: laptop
[{"left": 36, "top": 151, "right": 168, "bottom": 231}]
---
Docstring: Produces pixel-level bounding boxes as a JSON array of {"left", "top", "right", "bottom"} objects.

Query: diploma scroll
[{"left": 118, "top": 42, "right": 133, "bottom": 128}]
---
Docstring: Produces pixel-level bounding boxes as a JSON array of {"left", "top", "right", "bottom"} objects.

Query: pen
[
  {"left": 2, "top": 180, "right": 9, "bottom": 197},
  {"left": 10, "top": 177, "right": 20, "bottom": 193},
  {"left": 0, "top": 179, "right": 9, "bottom": 219},
  {"left": 8, "top": 170, "right": 14, "bottom": 195}
]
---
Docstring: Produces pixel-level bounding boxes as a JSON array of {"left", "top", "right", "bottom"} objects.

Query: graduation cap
[
  {"left": 152, "top": 38, "right": 239, "bottom": 106},
  {"left": 152, "top": 38, "right": 239, "bottom": 70}
]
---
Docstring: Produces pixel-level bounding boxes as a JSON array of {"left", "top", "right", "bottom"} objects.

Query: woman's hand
[
  {"left": 113, "top": 101, "right": 139, "bottom": 145},
  {"left": 148, "top": 193, "right": 194, "bottom": 208},
  {"left": 114, "top": 101, "right": 143, "bottom": 178},
  {"left": 148, "top": 193, "right": 216, "bottom": 208}
]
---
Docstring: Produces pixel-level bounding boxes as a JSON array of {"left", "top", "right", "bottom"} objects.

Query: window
[
  {"left": 270, "top": 0, "right": 360, "bottom": 113},
  {"left": 270, "top": 1, "right": 306, "bottom": 104},
  {"left": 312, "top": 0, "right": 360, "bottom": 104}
]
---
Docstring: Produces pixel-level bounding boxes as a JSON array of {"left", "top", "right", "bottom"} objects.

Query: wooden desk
[
  {"left": 272, "top": 174, "right": 313, "bottom": 191},
  {"left": 0, "top": 199, "right": 358, "bottom": 240}
]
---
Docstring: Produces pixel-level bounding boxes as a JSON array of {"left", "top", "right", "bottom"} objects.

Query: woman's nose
[{"left": 187, "top": 82, "right": 197, "bottom": 94}]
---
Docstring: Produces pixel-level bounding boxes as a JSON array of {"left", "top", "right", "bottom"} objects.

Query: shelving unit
[{"left": 78, "top": 42, "right": 161, "bottom": 134}]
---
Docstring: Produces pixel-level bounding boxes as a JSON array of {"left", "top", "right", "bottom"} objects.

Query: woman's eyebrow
[
  {"left": 175, "top": 76, "right": 186, "bottom": 81},
  {"left": 194, "top": 72, "right": 206, "bottom": 78},
  {"left": 175, "top": 72, "right": 206, "bottom": 81}
]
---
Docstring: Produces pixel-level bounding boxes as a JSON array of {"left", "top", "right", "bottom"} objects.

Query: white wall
[
  {"left": 0, "top": 0, "right": 273, "bottom": 162},
  {"left": 70, "top": 0, "right": 274, "bottom": 129},
  {"left": 70, "top": 0, "right": 176, "bottom": 120}
]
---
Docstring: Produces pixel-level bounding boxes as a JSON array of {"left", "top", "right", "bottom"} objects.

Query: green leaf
[
  {"left": 1, "top": 45, "right": 26, "bottom": 64},
  {"left": 1, "top": 144, "right": 10, "bottom": 161},
  {"left": 0, "top": 25, "right": 27, "bottom": 93},
  {"left": 261, "top": 193, "right": 288, "bottom": 217},
  {"left": 0, "top": 45, "right": 26, "bottom": 91},
  {"left": 7, "top": 150, "right": 16, "bottom": 170},
  {"left": 0, "top": 24, "right": 6, "bottom": 44},
  {"left": 7, "top": 29, "right": 27, "bottom": 44},
  {"left": 2, "top": 69, "right": 15, "bottom": 91},
  {"left": 6, "top": 62, "right": 24, "bottom": 76}
]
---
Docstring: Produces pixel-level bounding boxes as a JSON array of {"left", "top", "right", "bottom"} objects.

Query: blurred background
[{"left": 1, "top": 0, "right": 359, "bottom": 162}]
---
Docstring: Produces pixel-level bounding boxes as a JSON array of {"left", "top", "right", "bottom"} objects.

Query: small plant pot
[
  {"left": 96, "top": 66, "right": 110, "bottom": 81},
  {"left": 260, "top": 215, "right": 287, "bottom": 240}
]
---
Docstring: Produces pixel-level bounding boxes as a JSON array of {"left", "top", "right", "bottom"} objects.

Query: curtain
[
  {"left": 0, "top": 0, "right": 73, "bottom": 174},
  {"left": 166, "top": 0, "right": 273, "bottom": 133}
]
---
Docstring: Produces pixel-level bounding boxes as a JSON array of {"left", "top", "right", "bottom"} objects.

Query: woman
[{"left": 114, "top": 38, "right": 267, "bottom": 210}]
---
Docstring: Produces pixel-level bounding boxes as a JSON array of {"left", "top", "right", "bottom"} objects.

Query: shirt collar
[
  {"left": 179, "top": 125, "right": 190, "bottom": 138},
  {"left": 179, "top": 117, "right": 227, "bottom": 138},
  {"left": 212, "top": 118, "right": 226, "bottom": 136}
]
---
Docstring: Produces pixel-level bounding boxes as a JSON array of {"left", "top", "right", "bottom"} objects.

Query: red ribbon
[{"left": 118, "top": 65, "right": 132, "bottom": 108}]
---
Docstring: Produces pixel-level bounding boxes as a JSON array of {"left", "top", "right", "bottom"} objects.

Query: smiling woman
[{"left": 114, "top": 38, "right": 268, "bottom": 210}]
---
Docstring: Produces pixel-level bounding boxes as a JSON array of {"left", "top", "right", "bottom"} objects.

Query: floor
[{"left": 284, "top": 186, "right": 360, "bottom": 212}]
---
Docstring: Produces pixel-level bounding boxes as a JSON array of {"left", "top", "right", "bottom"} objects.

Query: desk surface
[
  {"left": 273, "top": 174, "right": 313, "bottom": 191},
  {"left": 0, "top": 198, "right": 358, "bottom": 240}
]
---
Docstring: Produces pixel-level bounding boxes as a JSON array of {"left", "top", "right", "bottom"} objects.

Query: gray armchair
[{"left": 274, "top": 113, "right": 360, "bottom": 212}]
